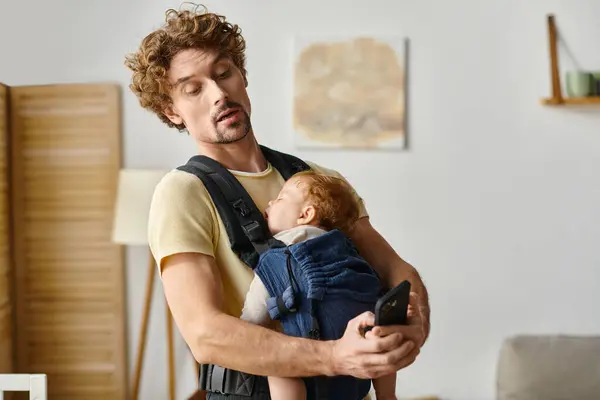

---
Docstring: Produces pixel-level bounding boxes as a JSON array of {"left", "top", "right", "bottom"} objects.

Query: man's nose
[{"left": 207, "top": 80, "right": 227, "bottom": 106}]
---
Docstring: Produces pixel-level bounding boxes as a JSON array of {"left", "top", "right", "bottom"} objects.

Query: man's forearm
[
  {"left": 350, "top": 218, "right": 430, "bottom": 342},
  {"left": 162, "top": 252, "right": 336, "bottom": 379},
  {"left": 394, "top": 259, "right": 429, "bottom": 319},
  {"left": 191, "top": 312, "right": 333, "bottom": 378},
  {"left": 391, "top": 259, "right": 430, "bottom": 342}
]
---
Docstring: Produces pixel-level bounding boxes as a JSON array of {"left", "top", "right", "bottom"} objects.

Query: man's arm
[
  {"left": 161, "top": 251, "right": 416, "bottom": 379},
  {"left": 349, "top": 217, "right": 430, "bottom": 345}
]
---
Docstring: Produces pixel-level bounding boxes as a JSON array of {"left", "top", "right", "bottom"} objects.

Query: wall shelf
[
  {"left": 541, "top": 14, "right": 600, "bottom": 106},
  {"left": 541, "top": 97, "right": 600, "bottom": 106}
]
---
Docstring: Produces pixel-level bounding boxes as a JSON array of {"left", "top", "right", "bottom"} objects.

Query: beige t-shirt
[{"left": 148, "top": 160, "right": 367, "bottom": 318}]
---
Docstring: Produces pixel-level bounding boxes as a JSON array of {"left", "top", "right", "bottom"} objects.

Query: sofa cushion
[{"left": 497, "top": 335, "right": 600, "bottom": 400}]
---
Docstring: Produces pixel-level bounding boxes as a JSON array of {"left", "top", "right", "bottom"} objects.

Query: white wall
[{"left": 2, "top": 0, "right": 600, "bottom": 399}]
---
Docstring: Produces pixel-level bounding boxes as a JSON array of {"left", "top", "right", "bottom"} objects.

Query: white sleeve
[{"left": 240, "top": 275, "right": 271, "bottom": 326}]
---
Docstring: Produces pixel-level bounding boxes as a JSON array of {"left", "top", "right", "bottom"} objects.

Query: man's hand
[
  {"left": 407, "top": 292, "right": 428, "bottom": 348},
  {"left": 328, "top": 311, "right": 417, "bottom": 380},
  {"left": 362, "top": 292, "right": 425, "bottom": 372}
]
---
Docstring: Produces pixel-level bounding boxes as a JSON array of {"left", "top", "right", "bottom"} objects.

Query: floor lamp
[{"left": 111, "top": 169, "right": 177, "bottom": 400}]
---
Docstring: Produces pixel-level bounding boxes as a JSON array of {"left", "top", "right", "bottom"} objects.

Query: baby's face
[{"left": 264, "top": 177, "right": 312, "bottom": 234}]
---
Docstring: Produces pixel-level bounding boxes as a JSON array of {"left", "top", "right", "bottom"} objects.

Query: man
[{"left": 125, "top": 4, "right": 430, "bottom": 399}]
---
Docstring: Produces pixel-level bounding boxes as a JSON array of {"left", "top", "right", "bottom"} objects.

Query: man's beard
[
  {"left": 214, "top": 110, "right": 252, "bottom": 144},
  {"left": 211, "top": 99, "right": 252, "bottom": 144}
]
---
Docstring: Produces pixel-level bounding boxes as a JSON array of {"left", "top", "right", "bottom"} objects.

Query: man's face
[{"left": 164, "top": 48, "right": 252, "bottom": 144}]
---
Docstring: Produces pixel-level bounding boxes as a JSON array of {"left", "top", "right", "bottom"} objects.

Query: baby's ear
[{"left": 299, "top": 205, "right": 317, "bottom": 225}]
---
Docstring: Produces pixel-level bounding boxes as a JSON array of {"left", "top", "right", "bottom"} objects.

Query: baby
[{"left": 240, "top": 171, "right": 397, "bottom": 400}]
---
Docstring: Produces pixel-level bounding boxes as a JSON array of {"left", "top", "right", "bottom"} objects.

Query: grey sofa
[{"left": 496, "top": 335, "right": 600, "bottom": 400}]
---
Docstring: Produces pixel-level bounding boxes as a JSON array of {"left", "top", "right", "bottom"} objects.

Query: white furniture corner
[{"left": 0, "top": 374, "right": 47, "bottom": 400}]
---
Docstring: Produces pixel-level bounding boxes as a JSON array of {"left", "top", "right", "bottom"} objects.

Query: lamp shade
[{"left": 111, "top": 169, "right": 169, "bottom": 245}]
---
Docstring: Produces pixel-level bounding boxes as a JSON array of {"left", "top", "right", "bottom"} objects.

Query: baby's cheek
[
  {"left": 268, "top": 217, "right": 283, "bottom": 234},
  {"left": 267, "top": 219, "right": 276, "bottom": 233}
]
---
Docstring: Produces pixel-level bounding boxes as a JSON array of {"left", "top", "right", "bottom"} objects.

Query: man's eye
[
  {"left": 184, "top": 86, "right": 201, "bottom": 95},
  {"left": 218, "top": 69, "right": 232, "bottom": 79}
]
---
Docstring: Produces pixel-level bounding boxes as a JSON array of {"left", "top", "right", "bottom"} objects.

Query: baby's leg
[
  {"left": 268, "top": 376, "right": 306, "bottom": 400},
  {"left": 372, "top": 373, "right": 397, "bottom": 400}
]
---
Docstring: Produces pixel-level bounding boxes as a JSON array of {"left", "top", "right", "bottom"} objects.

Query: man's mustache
[{"left": 212, "top": 100, "right": 244, "bottom": 122}]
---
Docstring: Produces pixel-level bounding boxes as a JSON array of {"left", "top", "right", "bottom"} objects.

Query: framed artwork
[{"left": 292, "top": 35, "right": 407, "bottom": 150}]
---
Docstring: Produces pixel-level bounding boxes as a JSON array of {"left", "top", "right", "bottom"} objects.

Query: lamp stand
[{"left": 131, "top": 249, "right": 176, "bottom": 400}]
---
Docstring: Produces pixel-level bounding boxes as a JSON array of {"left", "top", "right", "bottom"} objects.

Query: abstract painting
[{"left": 292, "top": 35, "right": 407, "bottom": 150}]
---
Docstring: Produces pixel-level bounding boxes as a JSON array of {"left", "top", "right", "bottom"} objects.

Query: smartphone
[{"left": 374, "top": 280, "right": 411, "bottom": 326}]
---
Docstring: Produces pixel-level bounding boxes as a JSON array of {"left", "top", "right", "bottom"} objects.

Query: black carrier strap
[
  {"left": 178, "top": 156, "right": 269, "bottom": 267},
  {"left": 177, "top": 145, "right": 310, "bottom": 269},
  {"left": 199, "top": 364, "right": 261, "bottom": 397},
  {"left": 259, "top": 145, "right": 309, "bottom": 180}
]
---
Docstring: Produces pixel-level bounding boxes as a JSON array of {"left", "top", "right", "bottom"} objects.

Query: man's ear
[
  {"left": 298, "top": 205, "right": 317, "bottom": 225},
  {"left": 163, "top": 105, "right": 184, "bottom": 125}
]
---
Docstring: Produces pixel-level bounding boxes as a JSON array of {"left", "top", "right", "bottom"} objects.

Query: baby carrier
[
  {"left": 254, "top": 229, "right": 381, "bottom": 400},
  {"left": 177, "top": 145, "right": 379, "bottom": 400}
]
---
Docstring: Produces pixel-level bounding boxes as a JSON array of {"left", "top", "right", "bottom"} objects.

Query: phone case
[{"left": 374, "top": 280, "right": 411, "bottom": 326}]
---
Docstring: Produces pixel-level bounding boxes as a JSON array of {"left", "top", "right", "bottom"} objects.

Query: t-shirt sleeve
[
  {"left": 305, "top": 161, "right": 369, "bottom": 219},
  {"left": 147, "top": 170, "right": 218, "bottom": 274},
  {"left": 240, "top": 275, "right": 271, "bottom": 326}
]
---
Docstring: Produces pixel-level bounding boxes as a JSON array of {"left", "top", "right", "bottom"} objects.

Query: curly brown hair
[
  {"left": 293, "top": 171, "right": 360, "bottom": 235},
  {"left": 124, "top": 3, "right": 247, "bottom": 131}
]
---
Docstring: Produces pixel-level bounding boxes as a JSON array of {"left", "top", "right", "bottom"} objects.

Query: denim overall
[{"left": 253, "top": 229, "right": 383, "bottom": 400}]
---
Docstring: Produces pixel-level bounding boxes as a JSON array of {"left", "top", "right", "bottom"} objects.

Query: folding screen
[
  {"left": 2, "top": 83, "right": 127, "bottom": 399},
  {"left": 0, "top": 83, "right": 13, "bottom": 374}
]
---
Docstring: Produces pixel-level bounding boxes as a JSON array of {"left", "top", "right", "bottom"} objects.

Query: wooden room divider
[
  {"left": 0, "top": 82, "right": 127, "bottom": 399},
  {"left": 0, "top": 84, "right": 13, "bottom": 375}
]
